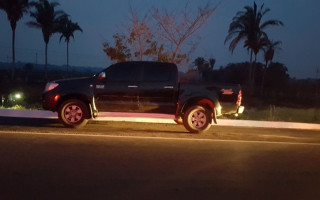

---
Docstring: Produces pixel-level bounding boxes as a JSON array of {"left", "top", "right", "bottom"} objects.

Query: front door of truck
[{"left": 94, "top": 63, "right": 140, "bottom": 112}]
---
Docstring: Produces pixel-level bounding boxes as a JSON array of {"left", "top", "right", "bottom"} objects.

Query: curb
[{"left": 0, "top": 109, "right": 320, "bottom": 130}]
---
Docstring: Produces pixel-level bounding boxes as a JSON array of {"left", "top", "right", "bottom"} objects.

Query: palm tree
[
  {"left": 193, "top": 57, "right": 206, "bottom": 71},
  {"left": 264, "top": 40, "right": 282, "bottom": 68},
  {"left": 209, "top": 58, "right": 216, "bottom": 69},
  {"left": 27, "top": 0, "right": 67, "bottom": 80},
  {"left": 225, "top": 2, "right": 283, "bottom": 89},
  {"left": 0, "top": 0, "right": 29, "bottom": 80},
  {"left": 260, "top": 39, "right": 282, "bottom": 95},
  {"left": 58, "top": 17, "right": 82, "bottom": 75},
  {"left": 193, "top": 57, "right": 206, "bottom": 78}
]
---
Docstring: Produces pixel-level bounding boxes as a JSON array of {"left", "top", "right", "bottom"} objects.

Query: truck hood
[
  {"left": 54, "top": 77, "right": 93, "bottom": 84},
  {"left": 50, "top": 77, "right": 95, "bottom": 94}
]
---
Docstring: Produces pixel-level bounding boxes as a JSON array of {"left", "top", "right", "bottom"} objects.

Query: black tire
[
  {"left": 183, "top": 105, "right": 212, "bottom": 133},
  {"left": 58, "top": 99, "right": 89, "bottom": 128}
]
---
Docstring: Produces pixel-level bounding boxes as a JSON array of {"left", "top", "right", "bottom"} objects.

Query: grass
[
  {"left": 236, "top": 106, "right": 320, "bottom": 124},
  {"left": 0, "top": 102, "right": 42, "bottom": 110},
  {"left": 0, "top": 105, "right": 26, "bottom": 110}
]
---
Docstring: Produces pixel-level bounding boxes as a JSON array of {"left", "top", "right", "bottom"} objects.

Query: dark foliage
[
  {"left": 0, "top": 62, "right": 102, "bottom": 108},
  {"left": 200, "top": 62, "right": 319, "bottom": 108}
]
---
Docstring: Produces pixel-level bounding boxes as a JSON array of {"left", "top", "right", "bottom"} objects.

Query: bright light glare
[{"left": 15, "top": 93, "right": 22, "bottom": 99}]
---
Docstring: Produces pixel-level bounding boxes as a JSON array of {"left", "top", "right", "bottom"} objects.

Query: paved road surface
[{"left": 0, "top": 118, "right": 320, "bottom": 200}]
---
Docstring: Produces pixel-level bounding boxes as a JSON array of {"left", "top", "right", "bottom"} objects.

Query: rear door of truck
[{"left": 138, "top": 62, "right": 178, "bottom": 114}]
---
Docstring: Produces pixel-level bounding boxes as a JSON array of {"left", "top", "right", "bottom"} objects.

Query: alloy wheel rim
[
  {"left": 64, "top": 105, "right": 83, "bottom": 123},
  {"left": 190, "top": 110, "right": 207, "bottom": 128}
]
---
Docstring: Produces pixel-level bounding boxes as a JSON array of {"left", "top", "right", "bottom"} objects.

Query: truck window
[
  {"left": 142, "top": 64, "right": 171, "bottom": 82},
  {"left": 106, "top": 63, "right": 137, "bottom": 81}
]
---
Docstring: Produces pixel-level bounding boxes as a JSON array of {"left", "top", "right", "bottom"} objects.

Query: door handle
[
  {"left": 128, "top": 85, "right": 138, "bottom": 88},
  {"left": 164, "top": 86, "right": 174, "bottom": 89}
]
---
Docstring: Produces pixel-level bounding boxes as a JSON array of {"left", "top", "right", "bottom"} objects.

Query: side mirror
[{"left": 98, "top": 72, "right": 106, "bottom": 82}]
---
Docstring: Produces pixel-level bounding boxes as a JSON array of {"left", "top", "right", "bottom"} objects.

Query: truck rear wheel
[
  {"left": 183, "top": 105, "right": 211, "bottom": 133},
  {"left": 58, "top": 99, "right": 89, "bottom": 128}
]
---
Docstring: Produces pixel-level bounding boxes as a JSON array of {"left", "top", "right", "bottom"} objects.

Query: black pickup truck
[{"left": 42, "top": 61, "right": 244, "bottom": 133}]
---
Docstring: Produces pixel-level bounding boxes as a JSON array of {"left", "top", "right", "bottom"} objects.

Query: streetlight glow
[{"left": 15, "top": 93, "right": 22, "bottom": 99}]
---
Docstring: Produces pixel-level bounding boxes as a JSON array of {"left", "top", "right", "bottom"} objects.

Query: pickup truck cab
[{"left": 43, "top": 61, "right": 244, "bottom": 133}]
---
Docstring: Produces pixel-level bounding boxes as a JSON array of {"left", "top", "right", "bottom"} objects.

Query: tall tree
[
  {"left": 127, "top": 5, "right": 155, "bottom": 61},
  {"left": 261, "top": 39, "right": 282, "bottom": 95},
  {"left": 0, "top": 0, "right": 29, "bottom": 80},
  {"left": 103, "top": 2, "right": 217, "bottom": 65},
  {"left": 27, "top": 0, "right": 67, "bottom": 80},
  {"left": 225, "top": 2, "right": 283, "bottom": 90},
  {"left": 209, "top": 58, "right": 216, "bottom": 69},
  {"left": 264, "top": 40, "right": 281, "bottom": 68},
  {"left": 58, "top": 16, "right": 82, "bottom": 75},
  {"left": 103, "top": 6, "right": 165, "bottom": 63},
  {"left": 193, "top": 57, "right": 216, "bottom": 79},
  {"left": 103, "top": 33, "right": 131, "bottom": 62},
  {"left": 193, "top": 57, "right": 206, "bottom": 71},
  {"left": 152, "top": 3, "right": 217, "bottom": 64}
]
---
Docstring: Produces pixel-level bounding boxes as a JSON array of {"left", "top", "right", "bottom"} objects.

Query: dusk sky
[{"left": 1, "top": 0, "right": 320, "bottom": 79}]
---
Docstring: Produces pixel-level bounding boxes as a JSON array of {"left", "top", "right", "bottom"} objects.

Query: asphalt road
[{"left": 0, "top": 117, "right": 320, "bottom": 200}]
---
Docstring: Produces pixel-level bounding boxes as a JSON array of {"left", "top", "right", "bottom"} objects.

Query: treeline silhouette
[{"left": 189, "top": 61, "right": 320, "bottom": 108}]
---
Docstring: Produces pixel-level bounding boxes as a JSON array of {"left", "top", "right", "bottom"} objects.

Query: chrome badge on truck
[
  {"left": 96, "top": 85, "right": 105, "bottom": 89},
  {"left": 221, "top": 89, "right": 234, "bottom": 95}
]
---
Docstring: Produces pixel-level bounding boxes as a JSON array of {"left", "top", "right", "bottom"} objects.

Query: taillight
[
  {"left": 54, "top": 95, "right": 60, "bottom": 102},
  {"left": 237, "top": 90, "right": 242, "bottom": 106}
]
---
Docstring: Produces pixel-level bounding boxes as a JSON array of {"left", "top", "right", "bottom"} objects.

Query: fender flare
[{"left": 177, "top": 97, "right": 219, "bottom": 124}]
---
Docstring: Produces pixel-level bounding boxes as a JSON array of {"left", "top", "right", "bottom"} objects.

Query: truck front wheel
[
  {"left": 58, "top": 99, "right": 89, "bottom": 128},
  {"left": 183, "top": 105, "right": 211, "bottom": 133}
]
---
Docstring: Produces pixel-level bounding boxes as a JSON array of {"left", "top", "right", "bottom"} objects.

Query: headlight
[{"left": 44, "top": 82, "right": 59, "bottom": 92}]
